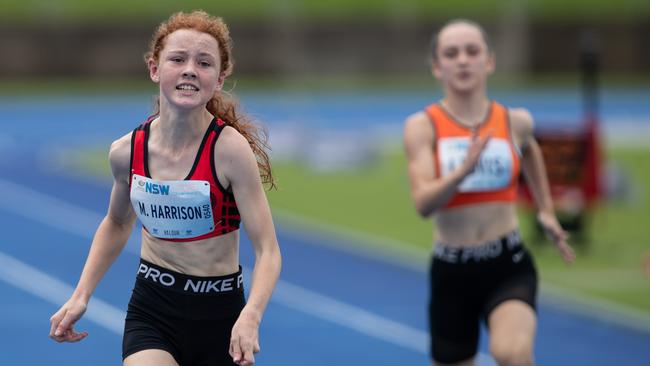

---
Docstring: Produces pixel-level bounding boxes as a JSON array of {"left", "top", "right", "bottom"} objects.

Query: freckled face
[
  {"left": 433, "top": 23, "right": 494, "bottom": 94},
  {"left": 149, "top": 29, "right": 223, "bottom": 110}
]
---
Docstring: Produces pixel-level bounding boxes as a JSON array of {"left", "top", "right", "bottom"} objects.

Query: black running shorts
[
  {"left": 122, "top": 259, "right": 246, "bottom": 365},
  {"left": 429, "top": 230, "right": 538, "bottom": 364}
]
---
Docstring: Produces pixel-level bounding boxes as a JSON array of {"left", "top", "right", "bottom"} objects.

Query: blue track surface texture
[{"left": 1, "top": 94, "right": 649, "bottom": 365}]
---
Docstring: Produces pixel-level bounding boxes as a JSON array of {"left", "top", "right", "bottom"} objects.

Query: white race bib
[
  {"left": 130, "top": 174, "right": 214, "bottom": 239},
  {"left": 438, "top": 137, "right": 513, "bottom": 192}
]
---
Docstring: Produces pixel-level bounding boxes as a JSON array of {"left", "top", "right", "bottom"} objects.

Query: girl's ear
[
  {"left": 486, "top": 52, "right": 496, "bottom": 75},
  {"left": 432, "top": 60, "right": 442, "bottom": 79},
  {"left": 215, "top": 73, "right": 226, "bottom": 91},
  {"left": 148, "top": 58, "right": 160, "bottom": 83}
]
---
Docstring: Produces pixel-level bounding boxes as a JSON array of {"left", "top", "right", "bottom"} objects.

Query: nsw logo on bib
[
  {"left": 130, "top": 174, "right": 214, "bottom": 239},
  {"left": 438, "top": 137, "right": 513, "bottom": 192}
]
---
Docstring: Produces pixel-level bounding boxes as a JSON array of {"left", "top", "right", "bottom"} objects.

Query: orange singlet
[{"left": 426, "top": 101, "right": 521, "bottom": 209}]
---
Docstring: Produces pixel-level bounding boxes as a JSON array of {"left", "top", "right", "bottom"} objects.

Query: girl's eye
[
  {"left": 466, "top": 46, "right": 480, "bottom": 56},
  {"left": 200, "top": 61, "right": 211, "bottom": 67},
  {"left": 443, "top": 48, "right": 458, "bottom": 58}
]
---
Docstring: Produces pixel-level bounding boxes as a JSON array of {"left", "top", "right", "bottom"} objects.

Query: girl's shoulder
[
  {"left": 507, "top": 107, "right": 534, "bottom": 134},
  {"left": 404, "top": 110, "right": 435, "bottom": 145},
  {"left": 108, "top": 132, "right": 133, "bottom": 182},
  {"left": 507, "top": 107, "right": 533, "bottom": 124},
  {"left": 214, "top": 125, "right": 256, "bottom": 171},
  {"left": 216, "top": 125, "right": 251, "bottom": 152}
]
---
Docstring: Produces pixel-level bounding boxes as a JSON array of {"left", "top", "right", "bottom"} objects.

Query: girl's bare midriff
[
  {"left": 141, "top": 229, "right": 240, "bottom": 276},
  {"left": 434, "top": 202, "right": 518, "bottom": 246}
]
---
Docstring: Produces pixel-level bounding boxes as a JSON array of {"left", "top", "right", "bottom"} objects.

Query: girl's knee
[{"left": 490, "top": 336, "right": 533, "bottom": 366}]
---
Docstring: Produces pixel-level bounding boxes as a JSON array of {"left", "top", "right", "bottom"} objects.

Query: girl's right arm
[
  {"left": 403, "top": 112, "right": 490, "bottom": 217},
  {"left": 49, "top": 134, "right": 137, "bottom": 343}
]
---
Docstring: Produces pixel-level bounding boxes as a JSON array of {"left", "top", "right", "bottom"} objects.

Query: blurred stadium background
[{"left": 1, "top": 0, "right": 649, "bottom": 365}]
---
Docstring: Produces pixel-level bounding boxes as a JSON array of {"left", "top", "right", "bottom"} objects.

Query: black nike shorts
[
  {"left": 429, "top": 230, "right": 538, "bottom": 364},
  {"left": 122, "top": 258, "right": 246, "bottom": 366}
]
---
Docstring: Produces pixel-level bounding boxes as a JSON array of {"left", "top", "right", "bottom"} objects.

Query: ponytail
[{"left": 207, "top": 91, "right": 275, "bottom": 189}]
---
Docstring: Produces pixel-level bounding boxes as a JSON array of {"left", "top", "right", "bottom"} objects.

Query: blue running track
[{"left": 1, "top": 94, "right": 649, "bottom": 365}]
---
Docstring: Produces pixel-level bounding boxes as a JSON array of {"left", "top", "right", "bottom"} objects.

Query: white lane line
[
  {"left": 274, "top": 202, "right": 650, "bottom": 335},
  {"left": 0, "top": 179, "right": 102, "bottom": 238},
  {"left": 0, "top": 178, "right": 497, "bottom": 364},
  {"left": 0, "top": 250, "right": 124, "bottom": 335},
  {"left": 540, "top": 283, "right": 650, "bottom": 334},
  {"left": 273, "top": 276, "right": 428, "bottom": 352}
]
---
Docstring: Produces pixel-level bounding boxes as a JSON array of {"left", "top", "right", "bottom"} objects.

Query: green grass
[
  {"left": 2, "top": 0, "right": 649, "bottom": 25},
  {"left": 3, "top": 73, "right": 650, "bottom": 97},
  {"left": 267, "top": 147, "right": 650, "bottom": 312},
  {"left": 75, "top": 145, "right": 650, "bottom": 313},
  {"left": 268, "top": 148, "right": 432, "bottom": 248},
  {"left": 528, "top": 148, "right": 650, "bottom": 310}
]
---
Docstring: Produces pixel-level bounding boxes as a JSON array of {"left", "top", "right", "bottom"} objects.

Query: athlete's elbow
[
  {"left": 414, "top": 200, "right": 435, "bottom": 218},
  {"left": 255, "top": 239, "right": 282, "bottom": 267},
  {"left": 104, "top": 213, "right": 135, "bottom": 234},
  {"left": 255, "top": 244, "right": 282, "bottom": 283}
]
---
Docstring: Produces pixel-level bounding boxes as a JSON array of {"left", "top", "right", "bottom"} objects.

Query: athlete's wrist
[
  {"left": 452, "top": 162, "right": 473, "bottom": 183},
  {"left": 71, "top": 289, "right": 92, "bottom": 305},
  {"left": 239, "top": 306, "right": 262, "bottom": 325},
  {"left": 536, "top": 207, "right": 555, "bottom": 219}
]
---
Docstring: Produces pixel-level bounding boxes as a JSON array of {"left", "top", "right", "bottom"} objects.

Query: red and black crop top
[{"left": 129, "top": 116, "right": 240, "bottom": 242}]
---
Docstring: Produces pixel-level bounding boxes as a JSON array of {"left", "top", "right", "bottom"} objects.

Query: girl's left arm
[
  {"left": 512, "top": 108, "right": 575, "bottom": 264},
  {"left": 219, "top": 127, "right": 281, "bottom": 366}
]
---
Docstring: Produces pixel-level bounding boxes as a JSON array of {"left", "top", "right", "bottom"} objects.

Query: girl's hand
[
  {"left": 537, "top": 211, "right": 576, "bottom": 264},
  {"left": 460, "top": 131, "right": 492, "bottom": 176},
  {"left": 49, "top": 298, "right": 89, "bottom": 343},
  {"left": 230, "top": 311, "right": 261, "bottom": 366}
]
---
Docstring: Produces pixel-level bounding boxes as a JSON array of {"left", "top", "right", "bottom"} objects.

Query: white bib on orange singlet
[
  {"left": 438, "top": 137, "right": 513, "bottom": 192},
  {"left": 130, "top": 174, "right": 214, "bottom": 239}
]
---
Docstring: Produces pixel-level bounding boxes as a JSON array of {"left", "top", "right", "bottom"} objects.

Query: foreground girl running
[{"left": 50, "top": 11, "right": 281, "bottom": 366}]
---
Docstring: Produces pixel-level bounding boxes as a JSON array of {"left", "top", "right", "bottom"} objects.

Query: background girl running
[{"left": 404, "top": 19, "right": 575, "bottom": 366}]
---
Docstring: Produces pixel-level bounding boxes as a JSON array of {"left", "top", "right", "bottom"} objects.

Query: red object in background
[
  {"left": 582, "top": 114, "right": 602, "bottom": 205},
  {"left": 519, "top": 117, "right": 602, "bottom": 214},
  {"left": 521, "top": 29, "right": 603, "bottom": 218}
]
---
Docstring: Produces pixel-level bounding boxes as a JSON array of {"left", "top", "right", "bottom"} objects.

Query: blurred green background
[
  {"left": 2, "top": 0, "right": 649, "bottom": 314},
  {"left": 2, "top": 0, "right": 650, "bottom": 87}
]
